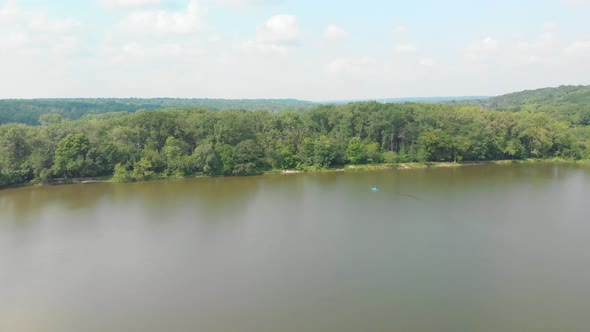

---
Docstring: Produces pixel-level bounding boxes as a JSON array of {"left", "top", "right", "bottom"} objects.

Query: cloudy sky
[{"left": 0, "top": 0, "right": 589, "bottom": 100}]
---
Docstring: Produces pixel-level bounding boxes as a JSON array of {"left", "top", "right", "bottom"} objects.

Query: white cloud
[
  {"left": 393, "top": 25, "right": 407, "bottom": 33},
  {"left": 419, "top": 58, "right": 434, "bottom": 66},
  {"left": 472, "top": 37, "right": 499, "bottom": 52},
  {"left": 2, "top": 0, "right": 590, "bottom": 101},
  {"left": 102, "top": 41, "right": 201, "bottom": 63},
  {"left": 208, "top": 34, "right": 221, "bottom": 43},
  {"left": 393, "top": 43, "right": 417, "bottom": 54},
  {"left": 244, "top": 14, "right": 299, "bottom": 53},
  {"left": 255, "top": 14, "right": 298, "bottom": 43},
  {"left": 101, "top": 0, "right": 160, "bottom": 9},
  {"left": 563, "top": 0, "right": 587, "bottom": 5},
  {"left": 536, "top": 32, "right": 554, "bottom": 48},
  {"left": 0, "top": 0, "right": 18, "bottom": 21},
  {"left": 323, "top": 25, "right": 347, "bottom": 41},
  {"left": 517, "top": 31, "right": 555, "bottom": 52},
  {"left": 0, "top": 1, "right": 84, "bottom": 98},
  {"left": 526, "top": 55, "right": 540, "bottom": 63},
  {"left": 215, "top": 0, "right": 278, "bottom": 9},
  {"left": 4, "top": 32, "right": 29, "bottom": 49},
  {"left": 0, "top": 1, "right": 80, "bottom": 34},
  {"left": 544, "top": 22, "right": 557, "bottom": 30},
  {"left": 0, "top": 0, "right": 81, "bottom": 54},
  {"left": 118, "top": 0, "right": 202, "bottom": 36},
  {"left": 29, "top": 16, "right": 80, "bottom": 33},
  {"left": 326, "top": 56, "right": 376, "bottom": 76},
  {"left": 509, "top": 28, "right": 562, "bottom": 66},
  {"left": 564, "top": 40, "right": 590, "bottom": 56},
  {"left": 464, "top": 37, "right": 499, "bottom": 60}
]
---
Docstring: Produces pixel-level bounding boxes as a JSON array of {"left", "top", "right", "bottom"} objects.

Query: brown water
[{"left": 1, "top": 163, "right": 590, "bottom": 332}]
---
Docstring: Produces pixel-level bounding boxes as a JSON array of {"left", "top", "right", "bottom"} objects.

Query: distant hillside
[
  {"left": 466, "top": 85, "right": 590, "bottom": 109},
  {"left": 457, "top": 85, "right": 590, "bottom": 126},
  {"left": 0, "top": 98, "right": 316, "bottom": 125},
  {"left": 2, "top": 86, "right": 590, "bottom": 126},
  {"left": 324, "top": 96, "right": 490, "bottom": 104}
]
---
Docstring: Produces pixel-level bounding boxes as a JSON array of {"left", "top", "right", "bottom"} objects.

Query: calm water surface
[{"left": 1, "top": 164, "right": 590, "bottom": 332}]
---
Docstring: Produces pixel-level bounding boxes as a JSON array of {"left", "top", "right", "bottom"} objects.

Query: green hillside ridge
[
  {"left": 452, "top": 85, "right": 590, "bottom": 126},
  {"left": 2, "top": 85, "right": 589, "bottom": 126},
  {"left": 0, "top": 98, "right": 316, "bottom": 125},
  {"left": 475, "top": 85, "right": 590, "bottom": 108}
]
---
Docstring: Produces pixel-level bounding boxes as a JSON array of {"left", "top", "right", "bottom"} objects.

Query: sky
[{"left": 0, "top": 0, "right": 589, "bottom": 100}]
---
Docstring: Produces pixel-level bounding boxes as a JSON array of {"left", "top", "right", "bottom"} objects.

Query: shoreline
[
  {"left": 275, "top": 158, "right": 589, "bottom": 174},
  {"left": 2, "top": 158, "right": 588, "bottom": 191}
]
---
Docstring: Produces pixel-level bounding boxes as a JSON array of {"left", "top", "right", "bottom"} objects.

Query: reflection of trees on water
[
  {"left": 402, "top": 163, "right": 567, "bottom": 194},
  {"left": 3, "top": 164, "right": 587, "bottom": 225},
  {"left": 126, "top": 176, "right": 262, "bottom": 225},
  {"left": 0, "top": 183, "right": 113, "bottom": 223},
  {"left": 0, "top": 175, "right": 307, "bottom": 226},
  {"left": 333, "top": 164, "right": 590, "bottom": 208}
]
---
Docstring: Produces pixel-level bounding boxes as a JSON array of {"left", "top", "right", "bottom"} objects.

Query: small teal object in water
[{"left": 370, "top": 187, "right": 379, "bottom": 192}]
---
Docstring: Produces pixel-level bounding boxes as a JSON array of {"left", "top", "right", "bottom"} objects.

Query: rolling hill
[
  {"left": 464, "top": 85, "right": 590, "bottom": 109},
  {"left": 2, "top": 85, "right": 590, "bottom": 126},
  {"left": 0, "top": 98, "right": 316, "bottom": 125}
]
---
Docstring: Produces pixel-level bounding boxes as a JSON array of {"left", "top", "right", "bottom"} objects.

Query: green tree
[
  {"left": 233, "top": 139, "right": 263, "bottom": 175},
  {"left": 346, "top": 137, "right": 366, "bottom": 164},
  {"left": 132, "top": 158, "right": 155, "bottom": 181},
  {"left": 53, "top": 133, "right": 93, "bottom": 178},
  {"left": 111, "top": 163, "right": 134, "bottom": 183},
  {"left": 216, "top": 144, "right": 236, "bottom": 176},
  {"left": 312, "top": 136, "right": 337, "bottom": 167},
  {"left": 193, "top": 143, "right": 220, "bottom": 175},
  {"left": 162, "top": 136, "right": 193, "bottom": 176},
  {"left": 504, "top": 139, "right": 525, "bottom": 159},
  {"left": 0, "top": 124, "right": 32, "bottom": 184}
]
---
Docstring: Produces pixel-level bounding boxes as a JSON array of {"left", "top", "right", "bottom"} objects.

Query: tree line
[
  {"left": 1, "top": 102, "right": 589, "bottom": 188},
  {"left": 0, "top": 98, "right": 315, "bottom": 125},
  {"left": 471, "top": 85, "right": 590, "bottom": 109},
  {"left": 454, "top": 85, "right": 590, "bottom": 127}
]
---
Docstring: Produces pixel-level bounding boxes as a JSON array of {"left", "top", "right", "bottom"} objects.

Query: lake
[{"left": 1, "top": 163, "right": 590, "bottom": 332}]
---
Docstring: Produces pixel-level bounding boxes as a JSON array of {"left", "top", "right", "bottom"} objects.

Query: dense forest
[
  {"left": 0, "top": 97, "right": 489, "bottom": 126},
  {"left": 0, "top": 98, "right": 315, "bottom": 125},
  {"left": 472, "top": 85, "right": 590, "bottom": 108},
  {"left": 1, "top": 100, "right": 589, "bottom": 188},
  {"left": 454, "top": 85, "right": 590, "bottom": 127}
]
